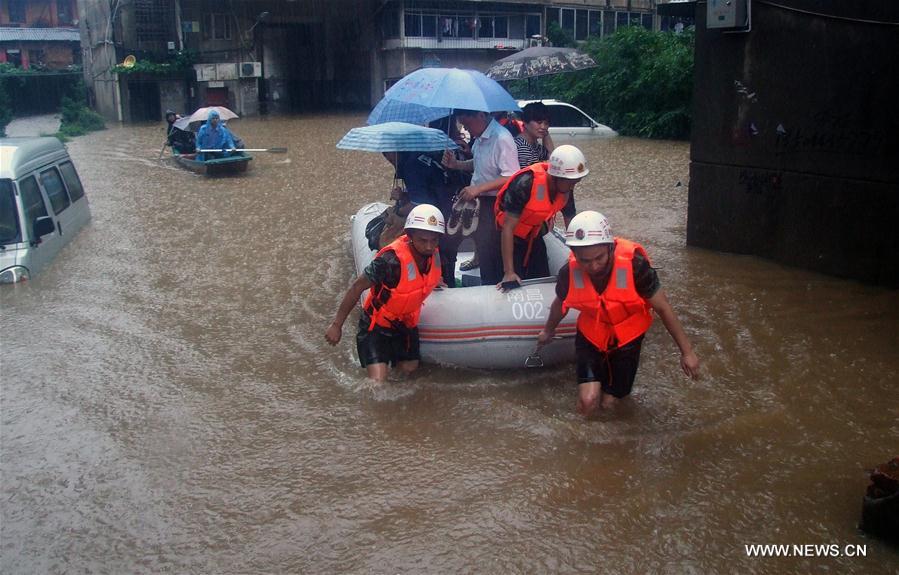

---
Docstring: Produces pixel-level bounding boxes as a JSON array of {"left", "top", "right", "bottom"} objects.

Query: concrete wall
[
  {"left": 159, "top": 79, "right": 190, "bottom": 116},
  {"left": 79, "top": 0, "right": 121, "bottom": 122},
  {"left": 687, "top": 1, "right": 899, "bottom": 286}
]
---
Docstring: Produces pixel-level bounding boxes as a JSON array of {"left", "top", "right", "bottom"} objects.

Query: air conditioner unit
[{"left": 239, "top": 62, "right": 262, "bottom": 78}]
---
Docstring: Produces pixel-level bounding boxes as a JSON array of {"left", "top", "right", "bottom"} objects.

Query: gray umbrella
[{"left": 485, "top": 46, "right": 598, "bottom": 81}]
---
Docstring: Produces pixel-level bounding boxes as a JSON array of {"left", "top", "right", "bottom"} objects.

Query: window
[
  {"left": 203, "top": 13, "right": 232, "bottom": 41},
  {"left": 616, "top": 12, "right": 630, "bottom": 28},
  {"left": 404, "top": 12, "right": 422, "bottom": 37},
  {"left": 5, "top": 50, "right": 21, "bottom": 67},
  {"left": 438, "top": 16, "right": 458, "bottom": 38},
  {"left": 576, "top": 10, "right": 588, "bottom": 40},
  {"left": 404, "top": 13, "right": 439, "bottom": 38},
  {"left": 8, "top": 0, "right": 26, "bottom": 23},
  {"left": 642, "top": 14, "right": 654, "bottom": 30},
  {"left": 457, "top": 17, "right": 475, "bottom": 38},
  {"left": 0, "top": 180, "right": 21, "bottom": 245},
  {"left": 604, "top": 12, "right": 617, "bottom": 36},
  {"left": 383, "top": 10, "right": 400, "bottom": 39},
  {"left": 58, "top": 162, "right": 85, "bottom": 203},
  {"left": 546, "top": 8, "right": 559, "bottom": 29},
  {"left": 40, "top": 168, "right": 70, "bottom": 215},
  {"left": 526, "top": 15, "right": 541, "bottom": 39},
  {"left": 561, "top": 9, "right": 575, "bottom": 36},
  {"left": 589, "top": 11, "right": 602, "bottom": 38},
  {"left": 547, "top": 105, "right": 592, "bottom": 128},
  {"left": 57, "top": 0, "right": 73, "bottom": 25},
  {"left": 422, "top": 13, "right": 437, "bottom": 37},
  {"left": 135, "top": 0, "right": 168, "bottom": 42},
  {"left": 18, "top": 176, "right": 49, "bottom": 239},
  {"left": 479, "top": 16, "right": 508, "bottom": 39}
]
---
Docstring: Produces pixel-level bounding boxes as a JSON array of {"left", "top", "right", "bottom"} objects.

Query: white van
[
  {"left": 0, "top": 137, "right": 91, "bottom": 284},
  {"left": 517, "top": 99, "right": 617, "bottom": 140}
]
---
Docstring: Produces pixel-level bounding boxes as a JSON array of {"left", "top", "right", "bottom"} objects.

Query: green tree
[
  {"left": 529, "top": 26, "right": 695, "bottom": 140},
  {"left": 546, "top": 21, "right": 576, "bottom": 48}
]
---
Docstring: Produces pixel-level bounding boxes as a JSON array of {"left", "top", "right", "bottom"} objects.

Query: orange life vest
[
  {"left": 562, "top": 238, "right": 654, "bottom": 351},
  {"left": 499, "top": 116, "right": 525, "bottom": 135},
  {"left": 495, "top": 162, "right": 569, "bottom": 240},
  {"left": 363, "top": 235, "right": 441, "bottom": 330}
]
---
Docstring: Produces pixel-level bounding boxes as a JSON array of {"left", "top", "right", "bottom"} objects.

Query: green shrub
[
  {"left": 546, "top": 21, "right": 576, "bottom": 49},
  {"left": 0, "top": 63, "right": 22, "bottom": 136},
  {"left": 519, "top": 26, "right": 695, "bottom": 140},
  {"left": 0, "top": 80, "right": 10, "bottom": 137},
  {"left": 57, "top": 94, "right": 105, "bottom": 138}
]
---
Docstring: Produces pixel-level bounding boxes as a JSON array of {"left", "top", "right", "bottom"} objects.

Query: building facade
[
  {"left": 0, "top": 0, "right": 80, "bottom": 69},
  {"left": 79, "top": 0, "right": 661, "bottom": 123}
]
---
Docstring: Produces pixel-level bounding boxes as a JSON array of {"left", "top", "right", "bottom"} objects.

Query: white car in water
[{"left": 516, "top": 99, "right": 617, "bottom": 140}]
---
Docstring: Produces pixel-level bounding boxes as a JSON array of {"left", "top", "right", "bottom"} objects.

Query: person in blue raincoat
[{"left": 195, "top": 109, "right": 236, "bottom": 160}]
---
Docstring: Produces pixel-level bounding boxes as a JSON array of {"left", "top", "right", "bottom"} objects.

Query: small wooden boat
[
  {"left": 173, "top": 150, "right": 252, "bottom": 175},
  {"left": 351, "top": 202, "right": 580, "bottom": 369}
]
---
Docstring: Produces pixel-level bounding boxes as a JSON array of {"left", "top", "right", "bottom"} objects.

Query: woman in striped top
[{"left": 514, "top": 101, "right": 576, "bottom": 228}]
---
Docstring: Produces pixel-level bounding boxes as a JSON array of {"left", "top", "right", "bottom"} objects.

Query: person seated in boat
[
  {"left": 165, "top": 110, "right": 196, "bottom": 154},
  {"left": 195, "top": 109, "right": 236, "bottom": 161},
  {"left": 537, "top": 211, "right": 700, "bottom": 416},
  {"left": 494, "top": 144, "right": 585, "bottom": 290},
  {"left": 325, "top": 204, "right": 445, "bottom": 383},
  {"left": 442, "top": 109, "right": 520, "bottom": 286}
]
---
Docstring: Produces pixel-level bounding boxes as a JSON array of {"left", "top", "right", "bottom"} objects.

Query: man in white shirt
[{"left": 443, "top": 109, "right": 519, "bottom": 285}]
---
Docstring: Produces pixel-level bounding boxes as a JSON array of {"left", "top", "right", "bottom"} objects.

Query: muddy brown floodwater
[{"left": 2, "top": 114, "right": 898, "bottom": 574}]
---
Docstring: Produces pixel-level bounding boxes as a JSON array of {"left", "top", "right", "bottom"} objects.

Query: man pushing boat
[
  {"left": 537, "top": 211, "right": 700, "bottom": 416},
  {"left": 325, "top": 204, "right": 445, "bottom": 383}
]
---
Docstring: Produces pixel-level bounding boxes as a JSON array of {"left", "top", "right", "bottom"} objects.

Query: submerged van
[{"left": 0, "top": 137, "right": 91, "bottom": 284}]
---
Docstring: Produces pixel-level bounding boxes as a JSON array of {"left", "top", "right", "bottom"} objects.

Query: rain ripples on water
[{"left": 2, "top": 115, "right": 897, "bottom": 574}]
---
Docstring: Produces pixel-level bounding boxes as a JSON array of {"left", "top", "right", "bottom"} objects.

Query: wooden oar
[
  {"left": 157, "top": 140, "right": 168, "bottom": 160},
  {"left": 197, "top": 148, "right": 287, "bottom": 153}
]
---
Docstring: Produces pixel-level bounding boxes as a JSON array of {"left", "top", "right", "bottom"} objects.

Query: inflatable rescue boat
[{"left": 351, "top": 202, "right": 579, "bottom": 369}]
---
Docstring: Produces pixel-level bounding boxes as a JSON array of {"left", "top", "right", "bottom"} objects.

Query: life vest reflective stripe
[
  {"left": 562, "top": 238, "right": 653, "bottom": 351},
  {"left": 495, "top": 162, "right": 569, "bottom": 241},
  {"left": 363, "top": 235, "right": 441, "bottom": 330}
]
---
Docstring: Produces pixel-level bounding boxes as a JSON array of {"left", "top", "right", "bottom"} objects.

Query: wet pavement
[
  {"left": 4, "top": 113, "right": 61, "bottom": 138},
  {"left": 1, "top": 114, "right": 898, "bottom": 574}
]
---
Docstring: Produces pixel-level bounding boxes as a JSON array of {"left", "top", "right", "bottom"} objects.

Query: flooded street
[{"left": 2, "top": 114, "right": 898, "bottom": 573}]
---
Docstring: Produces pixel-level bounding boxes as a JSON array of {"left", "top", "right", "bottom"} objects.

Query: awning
[{"left": 0, "top": 27, "right": 80, "bottom": 43}]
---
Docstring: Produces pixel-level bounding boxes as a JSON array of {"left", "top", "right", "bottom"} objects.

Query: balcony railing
[{"left": 383, "top": 36, "right": 527, "bottom": 50}]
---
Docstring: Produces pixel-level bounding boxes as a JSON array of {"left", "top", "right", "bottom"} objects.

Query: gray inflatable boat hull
[{"left": 351, "top": 202, "right": 578, "bottom": 369}]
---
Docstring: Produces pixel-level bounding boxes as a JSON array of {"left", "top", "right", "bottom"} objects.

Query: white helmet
[
  {"left": 548, "top": 144, "right": 589, "bottom": 179},
  {"left": 404, "top": 203, "right": 445, "bottom": 235},
  {"left": 565, "top": 211, "right": 613, "bottom": 247}
]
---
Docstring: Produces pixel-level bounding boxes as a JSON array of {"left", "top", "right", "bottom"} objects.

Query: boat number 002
[{"left": 511, "top": 301, "right": 545, "bottom": 321}]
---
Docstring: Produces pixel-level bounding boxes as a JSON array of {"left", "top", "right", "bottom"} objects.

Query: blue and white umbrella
[
  {"left": 367, "top": 99, "right": 450, "bottom": 127},
  {"left": 367, "top": 68, "right": 520, "bottom": 125},
  {"left": 337, "top": 122, "right": 459, "bottom": 153}
]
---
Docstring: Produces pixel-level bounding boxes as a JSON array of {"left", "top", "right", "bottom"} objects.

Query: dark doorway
[
  {"left": 5, "top": 50, "right": 22, "bottom": 67},
  {"left": 205, "top": 87, "right": 229, "bottom": 107},
  {"left": 128, "top": 81, "right": 161, "bottom": 122},
  {"left": 265, "top": 20, "right": 370, "bottom": 112},
  {"left": 267, "top": 22, "right": 324, "bottom": 112}
]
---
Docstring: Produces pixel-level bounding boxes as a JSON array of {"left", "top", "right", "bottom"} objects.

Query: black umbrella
[{"left": 485, "top": 46, "right": 598, "bottom": 81}]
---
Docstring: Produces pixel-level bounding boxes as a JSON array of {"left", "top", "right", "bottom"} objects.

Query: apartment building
[
  {"left": 0, "top": 0, "right": 80, "bottom": 69},
  {"left": 79, "top": 0, "right": 659, "bottom": 122}
]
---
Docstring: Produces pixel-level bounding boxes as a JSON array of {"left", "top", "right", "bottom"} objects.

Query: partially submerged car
[
  {"left": 0, "top": 137, "right": 91, "bottom": 284},
  {"left": 516, "top": 99, "right": 617, "bottom": 140}
]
